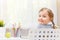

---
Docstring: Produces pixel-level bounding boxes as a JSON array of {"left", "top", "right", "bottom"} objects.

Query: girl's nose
[{"left": 38, "top": 17, "right": 42, "bottom": 21}]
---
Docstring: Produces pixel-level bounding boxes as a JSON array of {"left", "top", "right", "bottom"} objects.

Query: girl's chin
[
  {"left": 39, "top": 22, "right": 47, "bottom": 24},
  {"left": 39, "top": 22, "right": 44, "bottom": 24}
]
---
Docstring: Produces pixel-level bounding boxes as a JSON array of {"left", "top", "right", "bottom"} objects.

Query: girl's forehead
[{"left": 39, "top": 10, "right": 48, "bottom": 15}]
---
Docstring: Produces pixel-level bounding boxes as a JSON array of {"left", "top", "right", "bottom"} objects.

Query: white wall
[{"left": 0, "top": 0, "right": 57, "bottom": 28}]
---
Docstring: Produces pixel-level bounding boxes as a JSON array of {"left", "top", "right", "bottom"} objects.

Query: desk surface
[{"left": 0, "top": 37, "right": 29, "bottom": 40}]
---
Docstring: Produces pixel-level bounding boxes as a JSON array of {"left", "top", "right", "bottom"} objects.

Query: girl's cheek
[{"left": 43, "top": 18, "right": 47, "bottom": 20}]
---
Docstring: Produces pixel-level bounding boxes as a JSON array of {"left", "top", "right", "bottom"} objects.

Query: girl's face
[{"left": 38, "top": 10, "right": 51, "bottom": 24}]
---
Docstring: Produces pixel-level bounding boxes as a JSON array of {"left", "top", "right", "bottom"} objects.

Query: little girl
[{"left": 38, "top": 8, "right": 57, "bottom": 29}]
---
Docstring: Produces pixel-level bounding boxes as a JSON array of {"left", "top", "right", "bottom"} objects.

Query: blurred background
[
  {"left": 0, "top": 0, "right": 60, "bottom": 29},
  {"left": 0, "top": 0, "right": 60, "bottom": 38}
]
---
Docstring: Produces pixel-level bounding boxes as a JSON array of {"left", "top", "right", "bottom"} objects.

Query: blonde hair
[{"left": 39, "top": 8, "right": 56, "bottom": 29}]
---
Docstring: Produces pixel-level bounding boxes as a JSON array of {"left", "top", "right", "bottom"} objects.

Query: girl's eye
[
  {"left": 43, "top": 16, "right": 46, "bottom": 18},
  {"left": 39, "top": 15, "right": 41, "bottom": 17},
  {"left": 39, "top": 15, "right": 46, "bottom": 18}
]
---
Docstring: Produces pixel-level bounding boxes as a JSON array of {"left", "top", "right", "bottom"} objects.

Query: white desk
[
  {"left": 0, "top": 37, "right": 29, "bottom": 40},
  {"left": 0, "top": 28, "right": 60, "bottom": 40}
]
